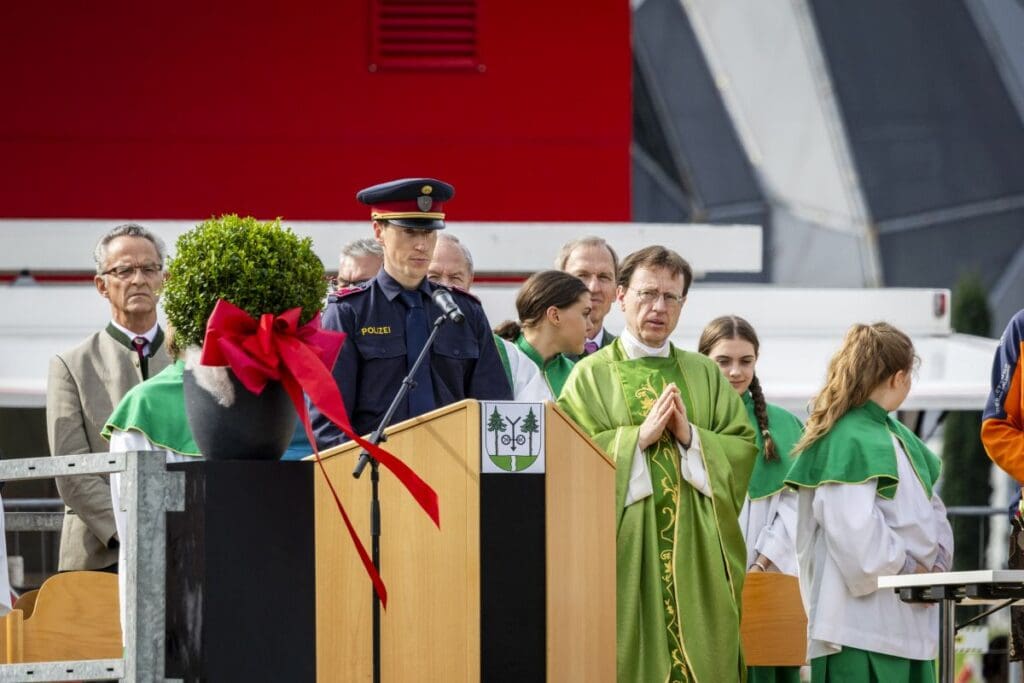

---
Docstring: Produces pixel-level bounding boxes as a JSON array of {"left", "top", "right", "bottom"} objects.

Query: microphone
[{"left": 431, "top": 287, "right": 465, "bottom": 324}]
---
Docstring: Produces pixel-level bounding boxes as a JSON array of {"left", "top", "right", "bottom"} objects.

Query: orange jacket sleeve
[{"left": 982, "top": 310, "right": 1024, "bottom": 481}]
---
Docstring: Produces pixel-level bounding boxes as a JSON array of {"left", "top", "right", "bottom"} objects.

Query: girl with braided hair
[
  {"left": 785, "top": 322, "right": 953, "bottom": 682},
  {"left": 699, "top": 315, "right": 803, "bottom": 683}
]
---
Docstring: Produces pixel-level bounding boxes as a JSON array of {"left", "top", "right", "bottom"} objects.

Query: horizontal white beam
[{"left": 0, "top": 219, "right": 762, "bottom": 275}]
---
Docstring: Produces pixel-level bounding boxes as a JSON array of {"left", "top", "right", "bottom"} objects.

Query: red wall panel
[{"left": 0, "top": 1, "right": 631, "bottom": 221}]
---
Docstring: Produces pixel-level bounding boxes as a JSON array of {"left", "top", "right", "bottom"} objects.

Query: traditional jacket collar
[{"left": 105, "top": 322, "right": 164, "bottom": 356}]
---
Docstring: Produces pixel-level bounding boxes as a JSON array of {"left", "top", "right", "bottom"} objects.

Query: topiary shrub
[{"left": 163, "top": 215, "right": 327, "bottom": 350}]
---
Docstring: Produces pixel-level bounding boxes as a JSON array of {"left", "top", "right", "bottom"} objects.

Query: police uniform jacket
[{"left": 313, "top": 269, "right": 512, "bottom": 448}]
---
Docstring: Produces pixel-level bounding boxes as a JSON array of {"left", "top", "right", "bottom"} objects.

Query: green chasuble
[
  {"left": 102, "top": 360, "right": 201, "bottom": 456},
  {"left": 784, "top": 400, "right": 940, "bottom": 499},
  {"left": 743, "top": 393, "right": 804, "bottom": 500},
  {"left": 514, "top": 334, "right": 575, "bottom": 398},
  {"left": 558, "top": 339, "right": 758, "bottom": 683}
]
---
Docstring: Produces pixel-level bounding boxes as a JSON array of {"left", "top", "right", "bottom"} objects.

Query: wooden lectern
[
  {"left": 314, "top": 399, "right": 615, "bottom": 682},
  {"left": 740, "top": 572, "right": 807, "bottom": 667}
]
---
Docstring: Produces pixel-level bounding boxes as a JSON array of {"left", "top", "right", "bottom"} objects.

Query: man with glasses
[
  {"left": 427, "top": 232, "right": 550, "bottom": 401},
  {"left": 335, "top": 237, "right": 383, "bottom": 291},
  {"left": 558, "top": 245, "right": 756, "bottom": 683},
  {"left": 45, "top": 223, "right": 171, "bottom": 571}
]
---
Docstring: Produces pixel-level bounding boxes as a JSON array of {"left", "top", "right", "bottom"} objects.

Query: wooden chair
[
  {"left": 0, "top": 571, "right": 120, "bottom": 663},
  {"left": 12, "top": 589, "right": 38, "bottom": 619},
  {"left": 740, "top": 571, "right": 808, "bottom": 666}
]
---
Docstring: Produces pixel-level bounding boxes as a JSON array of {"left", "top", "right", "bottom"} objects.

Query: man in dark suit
[
  {"left": 46, "top": 223, "right": 171, "bottom": 571},
  {"left": 556, "top": 236, "right": 619, "bottom": 358},
  {"left": 312, "top": 177, "right": 511, "bottom": 447}
]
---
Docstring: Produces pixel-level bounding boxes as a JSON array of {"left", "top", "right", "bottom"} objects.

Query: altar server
[{"left": 786, "top": 322, "right": 953, "bottom": 682}]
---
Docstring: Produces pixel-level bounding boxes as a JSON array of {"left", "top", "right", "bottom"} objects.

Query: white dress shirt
[{"left": 110, "top": 320, "right": 159, "bottom": 356}]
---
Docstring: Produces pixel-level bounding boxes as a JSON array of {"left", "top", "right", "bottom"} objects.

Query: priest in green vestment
[{"left": 558, "top": 246, "right": 758, "bottom": 683}]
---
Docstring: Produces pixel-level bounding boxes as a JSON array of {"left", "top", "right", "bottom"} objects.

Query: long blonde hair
[{"left": 792, "top": 322, "right": 916, "bottom": 454}]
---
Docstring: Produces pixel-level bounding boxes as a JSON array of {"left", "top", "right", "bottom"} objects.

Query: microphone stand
[{"left": 352, "top": 311, "right": 450, "bottom": 683}]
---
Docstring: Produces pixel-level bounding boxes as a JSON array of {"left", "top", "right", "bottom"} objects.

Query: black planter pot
[{"left": 183, "top": 366, "right": 296, "bottom": 460}]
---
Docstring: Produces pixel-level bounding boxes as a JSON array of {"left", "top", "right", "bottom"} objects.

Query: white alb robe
[
  {"left": 500, "top": 338, "right": 553, "bottom": 402},
  {"left": 740, "top": 488, "right": 799, "bottom": 575},
  {"left": 797, "top": 434, "right": 954, "bottom": 661}
]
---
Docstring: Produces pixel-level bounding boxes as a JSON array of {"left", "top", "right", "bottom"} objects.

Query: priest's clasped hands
[{"left": 638, "top": 383, "right": 693, "bottom": 451}]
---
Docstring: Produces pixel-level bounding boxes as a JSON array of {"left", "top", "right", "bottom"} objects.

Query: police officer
[{"left": 312, "top": 177, "right": 512, "bottom": 448}]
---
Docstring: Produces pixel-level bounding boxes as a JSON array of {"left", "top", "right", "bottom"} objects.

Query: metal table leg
[{"left": 940, "top": 597, "right": 955, "bottom": 683}]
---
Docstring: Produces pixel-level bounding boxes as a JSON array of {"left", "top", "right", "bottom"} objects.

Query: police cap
[{"left": 356, "top": 177, "right": 455, "bottom": 230}]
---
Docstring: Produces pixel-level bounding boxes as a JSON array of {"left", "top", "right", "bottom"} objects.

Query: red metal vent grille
[{"left": 370, "top": 0, "right": 480, "bottom": 71}]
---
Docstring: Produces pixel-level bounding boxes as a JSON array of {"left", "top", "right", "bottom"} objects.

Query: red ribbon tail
[
  {"left": 280, "top": 338, "right": 440, "bottom": 528},
  {"left": 282, "top": 376, "right": 388, "bottom": 609},
  {"left": 312, "top": 450, "right": 388, "bottom": 609},
  {"left": 348, "top": 433, "right": 440, "bottom": 529}
]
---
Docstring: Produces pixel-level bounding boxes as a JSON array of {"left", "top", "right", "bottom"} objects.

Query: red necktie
[{"left": 132, "top": 336, "right": 148, "bottom": 378}]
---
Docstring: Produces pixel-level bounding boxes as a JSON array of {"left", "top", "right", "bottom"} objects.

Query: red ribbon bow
[{"left": 200, "top": 299, "right": 441, "bottom": 608}]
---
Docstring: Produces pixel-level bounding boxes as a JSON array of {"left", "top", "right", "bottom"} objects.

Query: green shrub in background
[
  {"left": 941, "top": 272, "right": 993, "bottom": 571},
  {"left": 162, "top": 215, "right": 327, "bottom": 350}
]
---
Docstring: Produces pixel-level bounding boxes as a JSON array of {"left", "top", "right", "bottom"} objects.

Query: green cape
[
  {"left": 784, "top": 400, "right": 940, "bottom": 499},
  {"left": 558, "top": 339, "right": 757, "bottom": 683},
  {"left": 514, "top": 334, "right": 575, "bottom": 398},
  {"left": 743, "top": 392, "right": 804, "bottom": 500},
  {"left": 102, "top": 360, "right": 201, "bottom": 457}
]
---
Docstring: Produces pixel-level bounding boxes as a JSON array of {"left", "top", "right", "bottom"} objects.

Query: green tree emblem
[
  {"left": 521, "top": 407, "right": 539, "bottom": 456},
  {"left": 487, "top": 406, "right": 507, "bottom": 456}
]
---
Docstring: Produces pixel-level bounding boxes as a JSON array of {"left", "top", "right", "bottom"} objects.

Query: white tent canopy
[{"left": 476, "top": 284, "right": 997, "bottom": 413}]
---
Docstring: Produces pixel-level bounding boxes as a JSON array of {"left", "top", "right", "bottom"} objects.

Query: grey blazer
[{"left": 45, "top": 324, "right": 170, "bottom": 570}]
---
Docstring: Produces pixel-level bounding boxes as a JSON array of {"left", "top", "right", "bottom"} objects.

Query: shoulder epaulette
[
  {"left": 444, "top": 283, "right": 481, "bottom": 304},
  {"left": 334, "top": 281, "right": 371, "bottom": 300}
]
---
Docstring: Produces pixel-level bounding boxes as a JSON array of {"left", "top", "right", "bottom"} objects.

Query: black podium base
[
  {"left": 165, "top": 460, "right": 316, "bottom": 682},
  {"left": 480, "top": 473, "right": 547, "bottom": 681}
]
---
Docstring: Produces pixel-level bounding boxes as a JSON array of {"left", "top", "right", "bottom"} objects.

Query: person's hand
[
  {"left": 665, "top": 385, "right": 692, "bottom": 448},
  {"left": 913, "top": 562, "right": 930, "bottom": 574},
  {"left": 638, "top": 386, "right": 677, "bottom": 451}
]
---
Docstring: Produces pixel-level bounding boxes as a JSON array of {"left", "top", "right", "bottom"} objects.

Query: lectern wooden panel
[
  {"left": 740, "top": 572, "right": 808, "bottom": 666},
  {"left": 313, "top": 400, "right": 615, "bottom": 682}
]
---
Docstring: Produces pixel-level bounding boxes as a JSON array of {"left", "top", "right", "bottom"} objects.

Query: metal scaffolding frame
[{"left": 0, "top": 451, "right": 184, "bottom": 682}]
